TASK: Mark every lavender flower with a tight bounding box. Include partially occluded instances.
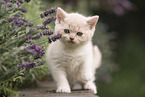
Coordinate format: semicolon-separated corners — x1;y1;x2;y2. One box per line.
26;40;32;44
18;0;24;4
12;18;24;27
13;8;18;12
38;61;44;66
48;33;62;43
43;16;56;25
24;48;37;55
20;7;27;12
28;44;45;59
25;34;32;39
16;14;21;17
32;35;41;40
8;18;14;22
18;62;37;70
6;3;12;8
16;1;20;6
26;23;33;27
51;37;56;42
40;13;45;18
41;30;53;36
21;17;28;22
25;0;31;3
30;27;35;31
36;25;49;29
48;37;52;43
4;0;10;2
40;8;56;18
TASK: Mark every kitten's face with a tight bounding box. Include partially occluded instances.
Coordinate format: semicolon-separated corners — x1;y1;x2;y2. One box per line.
55;8;99;46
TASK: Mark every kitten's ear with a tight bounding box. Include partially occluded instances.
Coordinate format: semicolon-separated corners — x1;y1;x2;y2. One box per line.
87;16;99;29
57;7;67;23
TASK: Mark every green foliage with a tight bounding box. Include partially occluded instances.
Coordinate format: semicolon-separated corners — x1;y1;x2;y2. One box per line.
98;34;145;97
93;24;116;83
21;0;50;83
0;1;25;96
23;0;43;26
0;0;53;96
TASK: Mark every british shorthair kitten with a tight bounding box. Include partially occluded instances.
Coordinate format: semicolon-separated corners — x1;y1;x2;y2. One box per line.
46;7;102;94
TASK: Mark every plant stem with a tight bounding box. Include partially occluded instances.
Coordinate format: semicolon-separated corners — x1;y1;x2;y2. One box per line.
29;17;40;22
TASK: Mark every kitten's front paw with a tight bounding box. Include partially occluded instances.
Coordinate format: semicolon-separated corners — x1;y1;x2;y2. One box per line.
84;82;97;94
56;86;71;93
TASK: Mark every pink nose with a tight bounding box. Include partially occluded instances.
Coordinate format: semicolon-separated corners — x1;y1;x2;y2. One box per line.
70;37;74;41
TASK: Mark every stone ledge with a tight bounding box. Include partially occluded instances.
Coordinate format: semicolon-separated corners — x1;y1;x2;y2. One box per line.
20;79;99;97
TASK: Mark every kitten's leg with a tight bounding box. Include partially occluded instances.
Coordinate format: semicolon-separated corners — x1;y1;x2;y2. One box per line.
84;81;97;94
51;66;71;93
80;58;97;94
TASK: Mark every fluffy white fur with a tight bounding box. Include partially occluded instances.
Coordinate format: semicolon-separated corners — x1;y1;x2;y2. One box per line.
46;7;102;94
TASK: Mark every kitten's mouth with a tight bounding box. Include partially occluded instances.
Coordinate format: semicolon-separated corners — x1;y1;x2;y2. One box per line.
68;41;75;44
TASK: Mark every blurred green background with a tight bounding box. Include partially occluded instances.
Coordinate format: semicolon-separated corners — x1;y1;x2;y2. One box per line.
25;0;145;97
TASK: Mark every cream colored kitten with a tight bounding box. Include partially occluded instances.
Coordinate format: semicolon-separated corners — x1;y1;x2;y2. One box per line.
46;7;101;94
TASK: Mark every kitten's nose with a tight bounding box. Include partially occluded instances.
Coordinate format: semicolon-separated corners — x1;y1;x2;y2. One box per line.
70;37;74;41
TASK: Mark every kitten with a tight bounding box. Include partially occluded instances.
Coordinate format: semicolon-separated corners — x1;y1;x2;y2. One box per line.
46;7;102;94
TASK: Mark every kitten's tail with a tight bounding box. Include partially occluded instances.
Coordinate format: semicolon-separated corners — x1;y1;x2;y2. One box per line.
93;45;102;69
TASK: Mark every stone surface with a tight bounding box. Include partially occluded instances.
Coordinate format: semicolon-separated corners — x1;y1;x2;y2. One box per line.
20;79;99;97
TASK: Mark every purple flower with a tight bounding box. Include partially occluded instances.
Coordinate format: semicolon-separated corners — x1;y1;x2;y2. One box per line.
13;8;18;12
8;18;14;22
51;37;56;42
43;16;56;25
18;62;37;70
4;0;10;2
22;17;28;22
7;3;12;7
25;34;32;39
25;0;31;3
20;7;27;12
47;8;56;15
40;13;45;18
42;30;53;35
12;0;17;2
48;37;52;43
19;0;24;4
44;11;48;16
30;27;35;31
29;44;39;49
25;48;37;55
40;8;56;18
12;18;24;27
36;25;49;29
32;35;41;40
26;40;32;44
56;33;62;39
26;23;33;27
17;14;21;17
48;33;62;43
38;61;44;66
27;44;45;59
16;1;20;6
16;19;20;24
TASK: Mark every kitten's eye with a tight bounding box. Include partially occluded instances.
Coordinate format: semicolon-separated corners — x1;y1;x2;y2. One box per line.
64;29;70;34
77;32;83;36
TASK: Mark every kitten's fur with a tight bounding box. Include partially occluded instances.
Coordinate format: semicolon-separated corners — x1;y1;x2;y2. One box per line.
46;7;101;94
